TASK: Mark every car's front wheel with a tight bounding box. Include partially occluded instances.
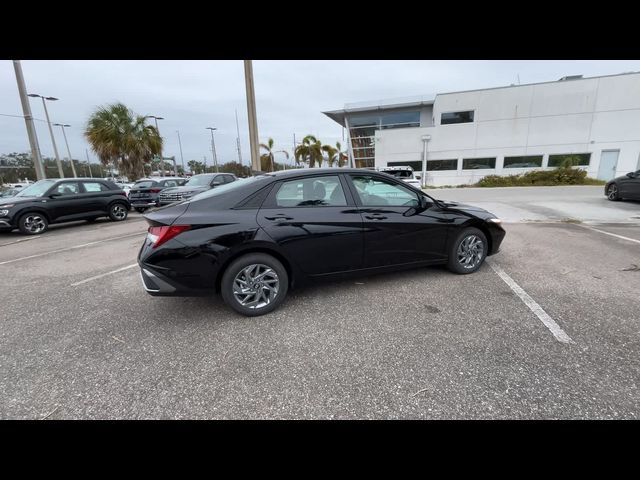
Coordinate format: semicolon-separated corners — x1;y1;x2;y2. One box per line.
447;227;488;274
221;253;288;317
18;212;48;235
607;183;620;201
108;203;128;222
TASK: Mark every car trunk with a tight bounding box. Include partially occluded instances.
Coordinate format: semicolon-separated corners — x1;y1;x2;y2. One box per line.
143;202;191;227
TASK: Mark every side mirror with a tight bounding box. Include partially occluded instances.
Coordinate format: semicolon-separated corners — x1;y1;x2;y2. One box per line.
419;195;430;210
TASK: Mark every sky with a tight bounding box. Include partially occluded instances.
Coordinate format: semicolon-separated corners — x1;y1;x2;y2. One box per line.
2;60;640;170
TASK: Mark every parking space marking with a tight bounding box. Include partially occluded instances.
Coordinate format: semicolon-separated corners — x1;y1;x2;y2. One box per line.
0;235;42;247
70;263;138;286
0;232;143;265
578;225;640;245
486;258;574;344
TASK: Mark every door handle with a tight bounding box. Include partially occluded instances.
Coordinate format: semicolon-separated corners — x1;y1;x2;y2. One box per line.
365;214;387;220
265;215;293;221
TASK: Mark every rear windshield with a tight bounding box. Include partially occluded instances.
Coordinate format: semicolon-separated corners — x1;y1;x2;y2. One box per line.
190;176;268;202
385;170;413;178
134;181;157;188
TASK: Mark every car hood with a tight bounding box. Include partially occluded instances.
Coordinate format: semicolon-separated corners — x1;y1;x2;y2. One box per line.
439;200;493;217
0;196;37;206
161;185;209;194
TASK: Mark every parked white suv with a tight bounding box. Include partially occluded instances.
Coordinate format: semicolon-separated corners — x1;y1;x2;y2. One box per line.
379;166;422;189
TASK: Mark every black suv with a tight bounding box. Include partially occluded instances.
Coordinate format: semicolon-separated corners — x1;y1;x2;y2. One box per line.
0;178;130;235
158;173;237;206
128;177;187;212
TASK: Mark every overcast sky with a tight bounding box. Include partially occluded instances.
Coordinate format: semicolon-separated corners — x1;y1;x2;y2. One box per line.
2;60;640;169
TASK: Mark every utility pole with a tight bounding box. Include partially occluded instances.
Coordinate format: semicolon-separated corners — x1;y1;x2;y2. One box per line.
235;109;243;165
85;149;93;178
176;130;185;175
13;60;45;180
243;60;260;173
54;124;77;177
206;127;219;173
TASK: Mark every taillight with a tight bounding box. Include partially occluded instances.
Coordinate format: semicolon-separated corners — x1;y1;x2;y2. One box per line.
150;188;162;193
147;225;191;248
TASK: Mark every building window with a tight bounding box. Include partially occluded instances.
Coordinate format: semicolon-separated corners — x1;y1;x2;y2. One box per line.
503;155;543;168
441;111;474;125
548;153;591;167
428;159;458;171
380;111;420;129
463;157;496;170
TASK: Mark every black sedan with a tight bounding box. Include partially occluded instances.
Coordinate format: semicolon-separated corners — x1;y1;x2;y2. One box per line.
0;178;130;234
138;169;506;316
605;170;640;201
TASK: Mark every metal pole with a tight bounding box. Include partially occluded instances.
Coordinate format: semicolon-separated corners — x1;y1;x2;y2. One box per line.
85;149;93;178
211;132;219;173
12;61;45;180
235;109;243;165
243;60;260;173
41;97;64;178
58;125;77;177
421;135;431;189
177;130;185;175
344;116;355;168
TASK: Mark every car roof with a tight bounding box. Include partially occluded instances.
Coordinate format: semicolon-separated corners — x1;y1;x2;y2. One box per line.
257;168;388;179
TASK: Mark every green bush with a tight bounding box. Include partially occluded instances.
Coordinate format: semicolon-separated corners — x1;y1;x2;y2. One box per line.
474;166;605;187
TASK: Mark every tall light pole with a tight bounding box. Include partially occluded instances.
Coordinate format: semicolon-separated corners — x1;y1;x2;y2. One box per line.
13;61;45;180
235;109;243;165
421;134;431;189
206;127;219;173
28;93;64;178
85;149;93;178
148;115;164;171
244;60;260;173
53;123;77;178
176;130;185;175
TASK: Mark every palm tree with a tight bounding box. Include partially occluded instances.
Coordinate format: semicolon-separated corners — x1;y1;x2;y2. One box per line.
321;144;338;167
84;102;162;181
260;138;290;172
295;135;324;168
336;141;349;167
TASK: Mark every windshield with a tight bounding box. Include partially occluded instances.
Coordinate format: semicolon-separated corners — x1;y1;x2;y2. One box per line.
190;176;266;201
15;180;56;197
185;175;215;187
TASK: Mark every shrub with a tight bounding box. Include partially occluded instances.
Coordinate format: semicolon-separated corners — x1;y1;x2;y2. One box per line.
474;166;605;187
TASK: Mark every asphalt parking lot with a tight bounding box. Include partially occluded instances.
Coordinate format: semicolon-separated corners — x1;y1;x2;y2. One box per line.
1;186;639;419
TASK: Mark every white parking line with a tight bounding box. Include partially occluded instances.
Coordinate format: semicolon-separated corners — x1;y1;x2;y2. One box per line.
486;258;574;344
578;225;640;245
70;263;138;286
0;235;42;247
0;232;143;265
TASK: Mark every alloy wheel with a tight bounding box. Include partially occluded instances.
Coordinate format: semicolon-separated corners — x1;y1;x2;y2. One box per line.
232;264;280;309
24;215;46;234
112;204;127;220
457;234;484;269
607;184;618;200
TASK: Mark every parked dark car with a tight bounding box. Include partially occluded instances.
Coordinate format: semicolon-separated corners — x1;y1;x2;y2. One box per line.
158;173;237;206
605;170;640;201
0;178;130;235
138;168;505;317
129;177;187;212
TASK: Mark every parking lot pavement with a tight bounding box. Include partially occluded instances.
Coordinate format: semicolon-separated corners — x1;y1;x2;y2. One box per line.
1;208;639;419
432;186;640;224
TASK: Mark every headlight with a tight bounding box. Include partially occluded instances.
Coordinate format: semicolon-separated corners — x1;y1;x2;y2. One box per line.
0;209;9;217
487;217;502;224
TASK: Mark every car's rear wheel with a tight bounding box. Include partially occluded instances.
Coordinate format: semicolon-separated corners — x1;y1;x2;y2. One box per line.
108;203;128;222
221;253;288;317
135;207;147;213
447;227;487;274
18;212;48;235
607;183;620;201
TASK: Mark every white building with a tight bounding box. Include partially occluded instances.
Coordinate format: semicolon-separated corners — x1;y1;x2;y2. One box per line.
323;72;640;186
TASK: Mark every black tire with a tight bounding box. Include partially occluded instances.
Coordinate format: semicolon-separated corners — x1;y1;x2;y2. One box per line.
108;202;128;222
221;253;289;317
447;227;488;274
135;207;147;213
606;183;620;201
18;212;48;235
